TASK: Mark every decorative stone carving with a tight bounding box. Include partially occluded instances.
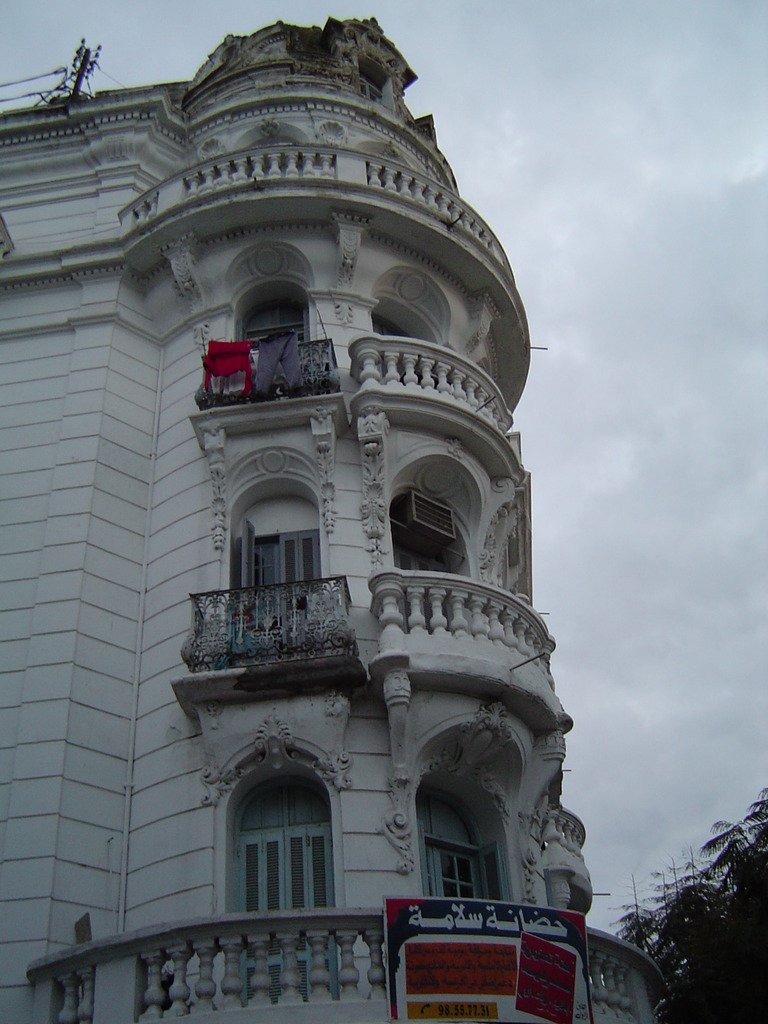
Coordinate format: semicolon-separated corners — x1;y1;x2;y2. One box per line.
253;715;296;771
200;426;227;553
333;212;368;287
333;300;354;325
193;321;211;354
0;214;13;259
324;691;350;720
479;501;518;585
204;702;222;730
380;776;414;874
357;406;389;565
467;290;500;353
383;667;411;781
310;408;337;534
314;750;353;790
316;120;347;145
446;437;463;460
201;761;245;806
518;794;548;903
259;118;280;138
163;235;203;307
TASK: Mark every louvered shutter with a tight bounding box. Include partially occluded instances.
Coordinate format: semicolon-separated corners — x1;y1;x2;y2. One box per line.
280;531;319;583
244;842;259;911
241;521;255;586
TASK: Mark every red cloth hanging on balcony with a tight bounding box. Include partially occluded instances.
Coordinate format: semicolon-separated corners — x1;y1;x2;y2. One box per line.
202;341;253;396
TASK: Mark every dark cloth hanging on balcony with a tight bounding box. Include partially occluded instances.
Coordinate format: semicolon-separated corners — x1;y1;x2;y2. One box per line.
203;341;254;396
253;329;301;395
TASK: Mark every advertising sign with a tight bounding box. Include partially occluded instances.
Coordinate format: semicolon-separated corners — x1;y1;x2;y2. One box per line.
384;897;593;1024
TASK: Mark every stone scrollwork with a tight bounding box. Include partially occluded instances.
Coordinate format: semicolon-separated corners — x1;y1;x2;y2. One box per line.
314;750;353;790
324;691;350;721
333;212;368;287
201;426;227;553
479;501;517;585
467;290;500;353
357;406;389;565
162;235;203;308
310;408;337;534
518;794;548;903
200;762;245;806
380;775;414;874
253;715;296;771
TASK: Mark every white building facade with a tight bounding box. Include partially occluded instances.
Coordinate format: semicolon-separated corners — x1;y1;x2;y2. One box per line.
0;18;661;1023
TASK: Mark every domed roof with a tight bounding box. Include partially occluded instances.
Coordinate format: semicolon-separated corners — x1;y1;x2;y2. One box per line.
184;17;417;113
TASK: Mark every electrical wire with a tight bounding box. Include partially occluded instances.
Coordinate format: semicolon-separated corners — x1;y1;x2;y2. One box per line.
0;67;66;90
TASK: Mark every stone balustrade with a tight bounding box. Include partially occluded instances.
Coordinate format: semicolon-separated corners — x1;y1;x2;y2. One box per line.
365;161;497;255
119;148;508;270
349;335;514;435
368;571;563;733
26;914;660;1024
554;806;587;857
588;929;663;1024
27;909;387;1024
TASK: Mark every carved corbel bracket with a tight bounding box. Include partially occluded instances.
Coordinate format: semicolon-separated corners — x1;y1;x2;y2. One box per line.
310;407;337;534
162;234;204;308
479;500;518;585
380;775;415;874
357;405;390;565
332;212;369;288
200;425;227;553
467;290;501;354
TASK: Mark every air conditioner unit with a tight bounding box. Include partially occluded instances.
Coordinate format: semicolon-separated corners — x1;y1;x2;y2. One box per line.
391;490;456;556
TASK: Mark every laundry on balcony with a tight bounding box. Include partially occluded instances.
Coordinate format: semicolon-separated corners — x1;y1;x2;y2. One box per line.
253;329;301;396
202;340;254;397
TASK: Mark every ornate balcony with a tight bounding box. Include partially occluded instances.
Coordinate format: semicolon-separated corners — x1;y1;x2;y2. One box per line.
349;336;520;479
25;912;661;1024
369;570;571;733
177;578;364;703
194;338;340;410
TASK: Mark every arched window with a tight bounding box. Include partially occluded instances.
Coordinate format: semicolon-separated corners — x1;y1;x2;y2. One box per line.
237;782;333;912
243;301;307;343
233;496;321;589
371;313;411;338
390;490;466;574
417;792;507;901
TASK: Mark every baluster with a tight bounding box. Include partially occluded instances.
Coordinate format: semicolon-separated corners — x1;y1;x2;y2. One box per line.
436;192;450;215
447;588;470;638
192;940;218;1012
220;937;244;1009
366;163;379;186
376;580;405;653
58;972;79;1024
383;350;401;385
319;153;335;176
402;353;419;388
336;930;360;1001
197;167;213;194
264;152;280;177
468;593;489;641
406;585;427;633
434;361;452;395
246;934;271;1006
422;184;437;210
603;957;622;1013
77;966;94;1024
305;930;331;1002
166;944;191;1016
464;376;479;409
231;156;249;183
450;367;466;402
500;607;516;647
184;173;199;197
276;932;302;1003
363;928;387;1000
381;166;397;191
426;586;448;636
616;962;633;1018
487;601;505;645
512;616;528;653
476;386;493;419
395;173;409;195
141;950;166;1020
285;152;299;177
417;356;436;391
252;154;266;180
524;627;538;655
589;951;607;1009
357;344;383;385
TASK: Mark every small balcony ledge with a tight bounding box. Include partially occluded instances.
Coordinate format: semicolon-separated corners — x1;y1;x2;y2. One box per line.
176;577;365;708
369;569;571;733
349;335;520;479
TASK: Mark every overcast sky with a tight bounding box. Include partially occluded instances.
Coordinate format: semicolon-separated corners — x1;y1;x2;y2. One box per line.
2;0;766;932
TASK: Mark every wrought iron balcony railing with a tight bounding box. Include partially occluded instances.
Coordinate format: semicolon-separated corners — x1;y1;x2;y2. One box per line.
194;337;340;410
181;577;357;674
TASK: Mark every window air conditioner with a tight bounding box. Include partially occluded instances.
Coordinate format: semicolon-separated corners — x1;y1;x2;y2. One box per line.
391;490;456;556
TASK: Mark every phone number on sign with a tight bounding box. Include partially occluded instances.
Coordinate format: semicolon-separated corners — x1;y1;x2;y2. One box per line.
407;1002;499;1019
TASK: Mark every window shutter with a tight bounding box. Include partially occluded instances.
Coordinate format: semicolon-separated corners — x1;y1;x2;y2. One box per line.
311;833;329;907
265;838;282;911
290;834;306;908
242;522;255;587
480;842;509;901
282;535;298;583
244;842;259;911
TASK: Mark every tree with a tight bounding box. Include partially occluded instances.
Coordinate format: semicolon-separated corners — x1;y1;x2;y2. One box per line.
617;789;768;1023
